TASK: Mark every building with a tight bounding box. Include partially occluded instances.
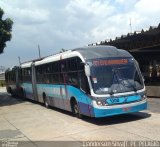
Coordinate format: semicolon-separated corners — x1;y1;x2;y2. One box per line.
90;23;160;97
0;72;5;87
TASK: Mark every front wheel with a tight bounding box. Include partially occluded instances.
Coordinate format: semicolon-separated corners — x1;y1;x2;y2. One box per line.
73;101;82;118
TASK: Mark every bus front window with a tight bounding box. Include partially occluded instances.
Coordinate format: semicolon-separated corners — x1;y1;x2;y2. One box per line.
90;58;144;95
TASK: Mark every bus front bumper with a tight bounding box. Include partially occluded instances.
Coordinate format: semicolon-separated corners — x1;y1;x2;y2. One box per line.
91;99;147;118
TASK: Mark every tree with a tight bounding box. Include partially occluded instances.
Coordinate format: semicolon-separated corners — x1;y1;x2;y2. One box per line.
0;7;13;54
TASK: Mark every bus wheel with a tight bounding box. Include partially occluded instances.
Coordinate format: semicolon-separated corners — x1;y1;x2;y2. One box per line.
10;89;15;98
73;101;82;118
43;94;49;108
7;87;11;93
10;89;14;97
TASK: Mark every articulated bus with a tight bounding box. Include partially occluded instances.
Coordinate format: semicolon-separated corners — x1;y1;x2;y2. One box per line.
5;46;147;118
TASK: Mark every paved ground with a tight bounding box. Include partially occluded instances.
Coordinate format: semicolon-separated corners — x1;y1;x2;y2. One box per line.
147;97;160;113
0;87;160;147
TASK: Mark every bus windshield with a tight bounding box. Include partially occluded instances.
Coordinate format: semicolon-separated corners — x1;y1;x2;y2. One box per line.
89;58;144;95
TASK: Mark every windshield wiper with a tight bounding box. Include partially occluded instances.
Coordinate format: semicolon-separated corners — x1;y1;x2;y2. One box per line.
112;67;138;92
125;79;137;92
110;68;121;96
127;69;142;92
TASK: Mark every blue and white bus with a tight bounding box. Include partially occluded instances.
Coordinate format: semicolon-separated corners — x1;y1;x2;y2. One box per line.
6;46;147;118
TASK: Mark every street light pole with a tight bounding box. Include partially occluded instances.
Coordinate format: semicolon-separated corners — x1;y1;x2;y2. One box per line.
38;45;41;58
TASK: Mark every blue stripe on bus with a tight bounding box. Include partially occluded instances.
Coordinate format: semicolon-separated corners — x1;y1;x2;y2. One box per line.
21;83;34;99
37;84;63;98
21;83;92;116
127;95;141;102
36;84;91;104
21;83;146;118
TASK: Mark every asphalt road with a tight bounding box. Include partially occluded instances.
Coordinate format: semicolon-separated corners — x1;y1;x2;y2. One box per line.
0;87;160;147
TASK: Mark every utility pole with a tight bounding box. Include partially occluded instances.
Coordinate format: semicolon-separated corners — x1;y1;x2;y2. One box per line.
38;45;41;58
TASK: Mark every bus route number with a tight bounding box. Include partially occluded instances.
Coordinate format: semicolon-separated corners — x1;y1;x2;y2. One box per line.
110;98;119;104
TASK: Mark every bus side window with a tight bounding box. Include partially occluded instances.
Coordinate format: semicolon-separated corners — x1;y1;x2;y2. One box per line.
77;57;84;70
67;73;79;87
68;58;77;71
61;60;67;72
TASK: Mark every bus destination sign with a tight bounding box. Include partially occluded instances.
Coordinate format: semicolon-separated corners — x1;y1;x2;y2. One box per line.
93;59;128;66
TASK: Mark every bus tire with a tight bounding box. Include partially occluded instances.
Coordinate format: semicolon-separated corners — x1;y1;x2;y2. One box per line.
71;99;82;118
7;87;11;93
43;93;49;108
10;88;16;98
10;89;14;97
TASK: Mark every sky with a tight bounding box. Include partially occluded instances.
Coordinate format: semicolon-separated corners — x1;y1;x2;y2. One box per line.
0;0;160;68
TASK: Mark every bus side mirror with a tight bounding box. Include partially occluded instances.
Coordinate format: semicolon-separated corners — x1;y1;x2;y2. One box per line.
85;64;90;77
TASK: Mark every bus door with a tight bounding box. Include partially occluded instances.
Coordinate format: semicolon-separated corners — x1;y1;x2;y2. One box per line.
31;63;38;101
63;74;70;110
59;73;68;110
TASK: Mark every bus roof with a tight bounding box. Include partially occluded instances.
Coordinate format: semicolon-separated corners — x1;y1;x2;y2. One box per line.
21;62;32;68
21;46;133;67
73;46;132;60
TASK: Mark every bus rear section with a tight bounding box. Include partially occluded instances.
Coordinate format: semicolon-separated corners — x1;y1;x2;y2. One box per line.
5;67;20;96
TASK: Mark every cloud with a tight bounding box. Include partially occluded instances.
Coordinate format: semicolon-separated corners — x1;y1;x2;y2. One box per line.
0;0;160;68
0;1;50;25
135;0;160;15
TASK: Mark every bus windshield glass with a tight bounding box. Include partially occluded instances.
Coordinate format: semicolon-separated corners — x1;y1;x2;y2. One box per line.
89;57;144;95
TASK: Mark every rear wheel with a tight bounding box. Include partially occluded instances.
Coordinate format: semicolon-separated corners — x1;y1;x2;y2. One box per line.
7;87;11;93
43;94;49;108
10;89;16;98
10;89;15;97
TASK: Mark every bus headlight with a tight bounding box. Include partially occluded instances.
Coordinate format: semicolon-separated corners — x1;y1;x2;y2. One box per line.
96;100;108;106
142;94;147;100
97;101;102;106
140;94;147;101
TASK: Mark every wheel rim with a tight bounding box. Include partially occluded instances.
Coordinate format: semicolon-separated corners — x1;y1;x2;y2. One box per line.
74;104;78;114
74;102;82;118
